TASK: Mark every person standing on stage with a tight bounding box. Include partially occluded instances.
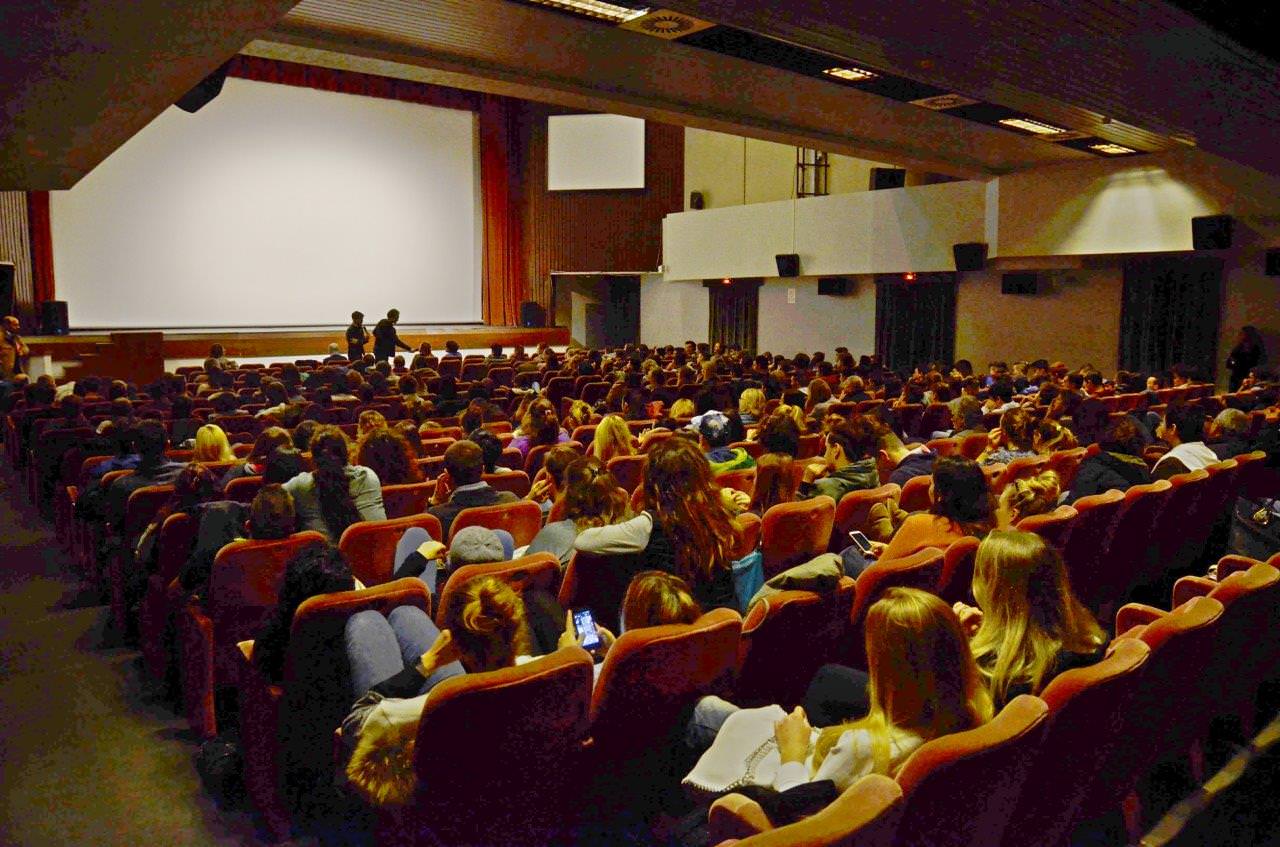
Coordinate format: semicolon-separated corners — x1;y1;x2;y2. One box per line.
373;308;412;361
1;315;29;378
346;311;371;361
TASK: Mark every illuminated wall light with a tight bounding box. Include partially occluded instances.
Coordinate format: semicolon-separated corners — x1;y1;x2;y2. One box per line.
823;66;879;82
1089;143;1138;155
523;0;650;23
904;272;916;281
997;117;1070;136
722;277;731;284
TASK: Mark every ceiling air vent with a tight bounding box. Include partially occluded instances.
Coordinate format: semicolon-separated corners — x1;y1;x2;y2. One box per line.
910;93;979;110
620;9;715;39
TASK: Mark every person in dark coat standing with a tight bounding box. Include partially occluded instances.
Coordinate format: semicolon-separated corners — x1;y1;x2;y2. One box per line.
1226;326;1265;392
373;309;412;361
346;311;370;361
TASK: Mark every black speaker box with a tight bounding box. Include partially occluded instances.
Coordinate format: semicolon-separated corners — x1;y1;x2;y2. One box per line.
1192;215;1234;250
775;253;801;277
40;300;69;335
869;167;907;190
0;263;13;317
176;61;231;113
817;277;852;296
953;242;987;272
519;300;546;328
1001;272;1039;295
689;191;705;210
1266;248;1280;276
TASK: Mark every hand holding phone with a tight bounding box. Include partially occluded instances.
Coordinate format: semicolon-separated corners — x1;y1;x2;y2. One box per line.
848;530;873;555
573;609;602;651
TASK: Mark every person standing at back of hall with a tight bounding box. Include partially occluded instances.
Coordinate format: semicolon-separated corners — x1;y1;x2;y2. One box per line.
347;311;370;361
373;308;412;361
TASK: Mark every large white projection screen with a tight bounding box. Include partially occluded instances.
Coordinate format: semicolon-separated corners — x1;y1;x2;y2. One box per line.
51;77;481;328
547;114;646;191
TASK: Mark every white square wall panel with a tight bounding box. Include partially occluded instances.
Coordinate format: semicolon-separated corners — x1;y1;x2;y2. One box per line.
547;114;646;191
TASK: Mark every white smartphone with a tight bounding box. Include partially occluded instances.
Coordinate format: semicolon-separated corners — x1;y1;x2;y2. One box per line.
572;608;601;651
848;530;873;554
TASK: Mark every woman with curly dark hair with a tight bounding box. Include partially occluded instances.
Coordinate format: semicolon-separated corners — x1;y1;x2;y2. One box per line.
356;427;424;486
283;426;385;541
252;542;356;683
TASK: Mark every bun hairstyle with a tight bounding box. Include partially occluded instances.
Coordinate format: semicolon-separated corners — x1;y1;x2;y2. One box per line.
999;470;1062;522
561;458;630;529
309;426;361;538
441;576;532;672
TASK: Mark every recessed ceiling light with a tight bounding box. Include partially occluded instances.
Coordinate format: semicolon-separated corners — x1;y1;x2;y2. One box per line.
522;0;650;23
911;93;979;110
998;117;1070;136
823;66;879;83
1089;143;1138;155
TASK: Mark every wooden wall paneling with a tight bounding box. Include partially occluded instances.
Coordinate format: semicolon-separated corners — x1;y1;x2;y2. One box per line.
0;192;36;325
516;103;683;310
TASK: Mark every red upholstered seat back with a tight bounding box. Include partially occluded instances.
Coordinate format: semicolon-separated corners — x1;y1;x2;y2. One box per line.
448;499;543;547
207;532;329;640
898;474;933;512
337;513;443;588
558;549;649;634
1059;489;1125;611
938;536;981;605
1015;504;1077;550
224;474;264;504
607;454;647;493
435;553;561;628
717;773;905;847
761;496;836;578
380;481;434;518
894;695;1050;847
830;483;901;552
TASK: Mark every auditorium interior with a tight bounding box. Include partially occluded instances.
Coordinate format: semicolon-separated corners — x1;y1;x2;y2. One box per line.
3;1;1280;845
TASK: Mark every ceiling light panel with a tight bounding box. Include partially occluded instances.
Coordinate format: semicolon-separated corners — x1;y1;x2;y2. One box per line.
1089;143;1139;155
522;0;650;23
997;117;1070;136
620;10;715;39
823;66;879;82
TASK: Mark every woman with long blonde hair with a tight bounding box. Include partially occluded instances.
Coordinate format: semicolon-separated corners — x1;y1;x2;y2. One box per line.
956;530;1105;708
994;469;1062;528
684;588;991;796
591;414;634;464
738;388;766;426
575;437;739;610
193;424;235;462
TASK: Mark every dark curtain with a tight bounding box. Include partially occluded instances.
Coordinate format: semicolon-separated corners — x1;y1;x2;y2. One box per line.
875;273;956;371
603;276;640;346
1120;256;1223;375
707;280;761;351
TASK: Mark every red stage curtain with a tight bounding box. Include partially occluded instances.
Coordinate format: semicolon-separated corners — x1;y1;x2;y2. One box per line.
479;94;525;326
26;191;55;307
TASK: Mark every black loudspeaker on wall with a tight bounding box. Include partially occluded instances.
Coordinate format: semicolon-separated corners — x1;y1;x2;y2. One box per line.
952;242;987;272
1192;215;1234;250
1266;248;1280;277
775;253;801;278
0;263;14;317
689;191;706;210
176;61;231;113
817;277;852;296
519;300;546;328
40;301;69;335
869;167;907;191
1001;273;1040;296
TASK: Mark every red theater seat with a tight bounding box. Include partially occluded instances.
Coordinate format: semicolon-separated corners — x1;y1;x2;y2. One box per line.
338;513;443;588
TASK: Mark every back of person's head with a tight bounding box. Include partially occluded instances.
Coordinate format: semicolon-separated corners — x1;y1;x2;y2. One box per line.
440;576;531;673
467;428;503;473
250;427;293;463
1163;402;1206;443
1097;416;1143;456
999;407;1035;451
1034;419;1077;454
592;414;633;463
542;444;580;489
459;400;487;434
642;437;737;585
1212;407;1250;441
998;470;1062;524
751;451;798;513
561;458;629;529
357;427;422;485
263;447;305;485
60;393;84;419
263;381;289;406
136;419;169;467
358;410;387;435
807;378;832;407
814;587;990;774
930;456;994;534
970;530;1103;704
194;424;234;462
738;388;766;419
170;394;194;420
669;398;696;419
292;419;319;452
309;426;360;537
249;484;296;540
1070;398;1110;448
621;570;703;632
757;412;800;457
527;401;562;447
272;542;354;636
694;410;733;449
990;380;1015;403
443;439;484;486
950;395;983;431
826;417;878;462
164;463;220;520
448;526;508;567
387;308;400;321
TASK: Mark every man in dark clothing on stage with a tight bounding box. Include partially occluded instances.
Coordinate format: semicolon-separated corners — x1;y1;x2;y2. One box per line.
346;311;370;360
372;308;412;361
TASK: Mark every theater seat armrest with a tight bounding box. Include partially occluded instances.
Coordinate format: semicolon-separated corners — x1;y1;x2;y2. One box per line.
1115;603;1165;635
237;640;254;663
1172;576;1218;607
709;793;774;844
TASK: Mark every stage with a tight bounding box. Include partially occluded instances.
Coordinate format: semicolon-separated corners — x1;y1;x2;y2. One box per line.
23;324;570;380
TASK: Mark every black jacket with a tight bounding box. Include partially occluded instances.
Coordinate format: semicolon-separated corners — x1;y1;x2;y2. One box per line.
1067;451;1151;503
372;320;411;360
346;323;369;360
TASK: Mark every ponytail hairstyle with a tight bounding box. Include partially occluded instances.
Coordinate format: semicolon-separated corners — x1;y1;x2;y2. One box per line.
561;458;631;530
750;452;798;513
813;588;991;776
309;426;361;538
998;470;1062;524
642;438;739;586
998;407;1035;451
969;530;1104;707
440;576;532;672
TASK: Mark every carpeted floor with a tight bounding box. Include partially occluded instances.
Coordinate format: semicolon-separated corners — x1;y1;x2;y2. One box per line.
0;468;291;846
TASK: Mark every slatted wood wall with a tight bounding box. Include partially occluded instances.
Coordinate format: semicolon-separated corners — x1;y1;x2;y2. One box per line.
0;192;35;324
